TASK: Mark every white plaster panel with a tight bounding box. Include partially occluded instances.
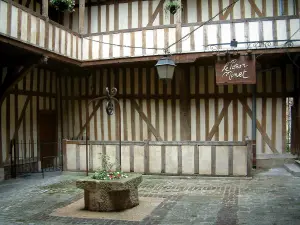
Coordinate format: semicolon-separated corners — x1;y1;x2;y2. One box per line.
102;35;109;58
187;0;197;23
39;20;45;48
131;1;138;28
20;11;28;41
48;25;53;51
263;21;273;41
233;146;247;176
66;33;71;57
156;29;165;55
119;3;128;30
290;19;300;46
181;27;190;53
199;146;211;175
248;22;259;42
54;27;59;53
100;5;106;32
121;146;130;172
10;6;18;38
182;146;194;174
149;146;162;173
220;24;231;50
123;33;131;57
109;4;114;31
207;25;218;45
134;146;145;173
235;23;246;48
91;6;98;33
0;1;8;34
134;31;142;56
113;33;120;58
91;36;99;59
146;30;154;55
82;38;89;60
142;1;148;27
61;30;66;55
194;27;204;51
168;28;176;53
30;16;38;45
72;35;77;58
200;99;206;141
201;0;209;21
106;145;117;171
66;144;77;170
79;145;88;170
233;0;241;19
165;146;178;174
215;146;229;175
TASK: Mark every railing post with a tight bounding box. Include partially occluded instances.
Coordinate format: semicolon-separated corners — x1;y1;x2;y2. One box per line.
42;0;48;18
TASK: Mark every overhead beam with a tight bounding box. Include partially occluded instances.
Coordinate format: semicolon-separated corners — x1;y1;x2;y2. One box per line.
79;0;85;34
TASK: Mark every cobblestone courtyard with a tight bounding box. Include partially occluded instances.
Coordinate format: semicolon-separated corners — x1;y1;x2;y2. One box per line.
0;169;300;225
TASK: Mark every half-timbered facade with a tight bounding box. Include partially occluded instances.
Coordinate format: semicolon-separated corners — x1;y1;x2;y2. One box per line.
0;0;300;178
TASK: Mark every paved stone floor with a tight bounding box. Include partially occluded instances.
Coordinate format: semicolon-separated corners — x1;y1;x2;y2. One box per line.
0;169;300;225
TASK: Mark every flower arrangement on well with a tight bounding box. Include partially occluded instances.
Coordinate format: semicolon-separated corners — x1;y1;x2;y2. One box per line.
91;153;128;180
92;170;128;180
50;0;75;12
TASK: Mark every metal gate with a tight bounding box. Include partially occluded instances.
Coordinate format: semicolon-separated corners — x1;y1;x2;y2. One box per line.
6;139;63;179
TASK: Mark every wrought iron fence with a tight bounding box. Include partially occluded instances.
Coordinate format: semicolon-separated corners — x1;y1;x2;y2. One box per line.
6;140;63;179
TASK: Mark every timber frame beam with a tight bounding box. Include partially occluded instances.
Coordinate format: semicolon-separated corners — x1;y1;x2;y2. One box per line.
1;34;300;68
0;56;46;105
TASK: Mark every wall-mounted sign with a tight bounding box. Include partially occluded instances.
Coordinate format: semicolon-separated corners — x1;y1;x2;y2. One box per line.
215;56;256;85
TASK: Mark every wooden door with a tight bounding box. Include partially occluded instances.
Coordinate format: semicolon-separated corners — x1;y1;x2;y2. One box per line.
38;111;57;169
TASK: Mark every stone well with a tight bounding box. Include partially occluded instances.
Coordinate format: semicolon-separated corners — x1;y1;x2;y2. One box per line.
76;174;142;212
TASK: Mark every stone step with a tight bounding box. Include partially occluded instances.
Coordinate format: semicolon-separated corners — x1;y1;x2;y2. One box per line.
284;163;300;177
295;160;300;166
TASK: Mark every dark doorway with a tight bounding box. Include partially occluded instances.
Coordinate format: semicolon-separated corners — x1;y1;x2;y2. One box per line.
38;110;57;169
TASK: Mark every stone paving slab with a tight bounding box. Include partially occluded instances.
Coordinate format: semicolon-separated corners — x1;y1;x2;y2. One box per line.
0;169;300;224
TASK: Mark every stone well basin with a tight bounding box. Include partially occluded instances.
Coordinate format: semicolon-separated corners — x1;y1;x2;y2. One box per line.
76;174;142;212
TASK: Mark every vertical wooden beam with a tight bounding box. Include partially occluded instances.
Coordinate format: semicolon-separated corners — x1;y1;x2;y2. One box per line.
42;0;48;17
178;66;191;140
79;0;85;34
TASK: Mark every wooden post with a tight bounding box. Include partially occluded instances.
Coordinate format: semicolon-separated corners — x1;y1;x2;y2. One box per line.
42;0;48;17
252;83;257;168
178;65;191;140
79;0;85;34
246;140;253;177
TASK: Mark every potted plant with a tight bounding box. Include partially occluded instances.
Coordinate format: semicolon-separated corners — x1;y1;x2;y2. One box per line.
164;0;182;15
50;0;75;12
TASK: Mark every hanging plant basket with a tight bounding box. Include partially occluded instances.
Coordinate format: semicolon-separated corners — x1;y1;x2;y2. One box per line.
164;0;182;15
50;0;75;13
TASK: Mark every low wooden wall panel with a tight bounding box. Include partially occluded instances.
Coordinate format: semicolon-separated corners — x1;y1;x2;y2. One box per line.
64;140;251;176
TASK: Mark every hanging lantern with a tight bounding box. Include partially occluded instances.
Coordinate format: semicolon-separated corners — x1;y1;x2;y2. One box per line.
155;57;176;80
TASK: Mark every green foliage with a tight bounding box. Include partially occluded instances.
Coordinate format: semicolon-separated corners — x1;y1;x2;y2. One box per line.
50;0;75;12
91;153;128;180
164;0;182;15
